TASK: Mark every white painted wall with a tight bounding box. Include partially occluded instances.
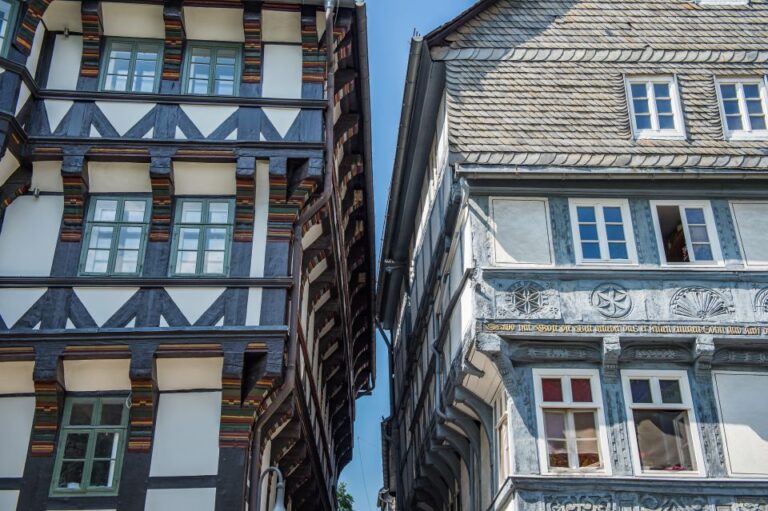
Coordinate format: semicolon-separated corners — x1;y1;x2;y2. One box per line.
150;392;221;476
180;105;237;138
0;196;63;277
731;202;768;266
47;35;83;91
73;287;139;326
32;161;64;192
262;44;302;100
95;102;155;136
0;288;47;328
26;24;46;77
714;371;768;476
164;287;226;324
0;397;35;478
145;488;216;511
0;490;19;511
173;163;236;196
63;359;131;392
245;161;270;326
101;3;165;39
262;9;301;42
156;357;223;391
0;361;34;394
15;82;31;115
88;162;152;193
183;7;244;42
42;1;83;32
0;150;19;187
491;198;553;265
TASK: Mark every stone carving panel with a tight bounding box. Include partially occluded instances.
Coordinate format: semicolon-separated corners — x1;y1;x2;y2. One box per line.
495;281;561;320
670;287;733;321
591;283;633;319
638;496;708;511
547;496;613;511
754;288;768;318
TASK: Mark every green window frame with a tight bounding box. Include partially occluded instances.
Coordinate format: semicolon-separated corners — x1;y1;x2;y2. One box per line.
79;196;151;276
182;42;241;96
0;0;18;57
50;397;129;497
170;198;234;276
99;38;164;93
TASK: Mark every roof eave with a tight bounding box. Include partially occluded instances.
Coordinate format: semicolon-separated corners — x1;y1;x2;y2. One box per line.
424;0;498;46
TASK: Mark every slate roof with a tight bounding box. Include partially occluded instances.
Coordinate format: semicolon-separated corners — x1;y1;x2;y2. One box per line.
433;0;768;169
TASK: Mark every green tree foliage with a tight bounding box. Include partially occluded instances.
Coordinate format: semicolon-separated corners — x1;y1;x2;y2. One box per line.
337;482;354;511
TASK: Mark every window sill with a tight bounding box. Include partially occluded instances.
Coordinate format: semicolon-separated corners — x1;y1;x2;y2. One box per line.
634;132;687;141
725;131;768;141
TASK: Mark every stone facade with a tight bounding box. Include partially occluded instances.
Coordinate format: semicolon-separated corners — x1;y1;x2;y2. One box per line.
378;1;768;510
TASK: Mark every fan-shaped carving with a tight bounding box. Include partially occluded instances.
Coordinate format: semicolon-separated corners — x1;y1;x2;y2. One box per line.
670;287;732;320
754;288;768;315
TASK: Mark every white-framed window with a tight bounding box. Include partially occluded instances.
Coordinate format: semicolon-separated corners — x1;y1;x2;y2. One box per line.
626;76;686;139
493;388;511;483
712;371;768;478
621;370;705;476
716;78;768;140
491;197;554;267
650;200;722;265
569;199;637;264
729;201;768;267
532;369;611;475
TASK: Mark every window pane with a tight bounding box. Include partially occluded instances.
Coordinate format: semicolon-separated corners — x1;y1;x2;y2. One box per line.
688;225;709;243
100;403;124;426
118;226;142;250
581;242;601;260
90;460;114;488
58;461;84;489
544;411;568;468
176;250;198;274
656;99;672;114
743;84;760;99
206;228;226;251
576;440;601;468
123;201;147;222
720;84;738;99
723;100;740;115
633;99;650;114
635;113;652;130
726;114;744;131
89;226;114;249
746;99;764;115
633;410;695;471
653;82;670;98
684;208;706;225
70;403;94;425
605;224;625;242
208;202;230;224
608;242;629;260
576;206;596;223
749;115;767;131
571;379;592;402
542;378;563;402
64;433;89;458
630;83;647;99
603;207;622;223
94;200;118;222
659;380;683;404
179;228;200;250
630;379;652;403
573;411;597;439
85;249;110;273
658;115;675;130
579;224;599;241
203;250;225;274
692;244;714;261
94;432;118;458
181;202;203;223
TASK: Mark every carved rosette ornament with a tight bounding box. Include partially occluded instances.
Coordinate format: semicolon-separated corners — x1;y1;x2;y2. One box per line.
495;281;560;319
546;496;612;511
591;283;632;319
670;287;733;320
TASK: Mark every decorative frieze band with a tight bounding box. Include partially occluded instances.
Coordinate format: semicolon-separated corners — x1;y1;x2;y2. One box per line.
80;1;102;79
162;2;185;82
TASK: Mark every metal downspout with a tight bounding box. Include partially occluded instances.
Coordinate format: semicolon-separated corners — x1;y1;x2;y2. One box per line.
248;2;337;509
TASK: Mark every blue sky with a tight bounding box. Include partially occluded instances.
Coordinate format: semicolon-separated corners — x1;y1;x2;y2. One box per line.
338;0;475;509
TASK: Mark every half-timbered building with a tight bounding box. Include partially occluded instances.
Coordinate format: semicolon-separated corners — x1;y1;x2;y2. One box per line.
0;0;374;510
378;1;768;510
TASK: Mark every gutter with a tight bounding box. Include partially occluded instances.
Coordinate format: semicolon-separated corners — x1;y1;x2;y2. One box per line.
248;2;337;509
355;0;377;392
376;36;424;326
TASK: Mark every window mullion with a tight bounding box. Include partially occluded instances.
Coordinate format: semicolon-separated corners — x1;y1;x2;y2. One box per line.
648;81;660;131
198;223;208;275
209;49;216;95
678;206;696;262
596;206;609;261
737;83;752;133
127;42;138;92
565;411;578;469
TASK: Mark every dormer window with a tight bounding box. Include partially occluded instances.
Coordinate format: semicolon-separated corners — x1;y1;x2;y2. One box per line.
626;77;686;140
716;78;768;140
